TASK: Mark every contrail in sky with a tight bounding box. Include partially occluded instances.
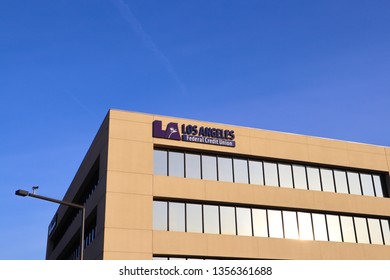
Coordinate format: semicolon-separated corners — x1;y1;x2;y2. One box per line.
111;0;187;95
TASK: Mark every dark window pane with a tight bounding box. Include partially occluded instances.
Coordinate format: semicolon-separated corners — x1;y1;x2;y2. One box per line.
218;157;233;182
264;162;279;187
185;153;201;179
153;201;167;230
233;159;249;184
169;151;184;177
279;164;293;188
154;150;167;176
202;155;217;181
249;160;263;185
293;165;307;190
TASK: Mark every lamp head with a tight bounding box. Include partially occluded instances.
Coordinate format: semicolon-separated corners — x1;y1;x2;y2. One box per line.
15;189;29;197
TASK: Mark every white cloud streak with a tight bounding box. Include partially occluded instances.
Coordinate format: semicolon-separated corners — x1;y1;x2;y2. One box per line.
111;0;187;95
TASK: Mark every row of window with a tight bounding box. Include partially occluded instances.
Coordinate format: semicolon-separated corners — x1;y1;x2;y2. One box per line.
154;149;386;197
153;201;390;245
68;224;97;260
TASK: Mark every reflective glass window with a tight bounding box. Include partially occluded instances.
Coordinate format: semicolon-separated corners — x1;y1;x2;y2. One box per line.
293;165;307;190
268;210;283;238
252;209;268;237
169;151;184;177
185;153;201;179
202;155;217;181
367;218;383;245
307;167;321;191
186;203;202;233
283;211;299;239
354;217;369;244
154;150;167;176
153;201;167;230
373;175;384;197
236;207;252;236
203;205;219;234
312;213;328;241
361;174;375;197
326;214;342;242
279;164;293;188
220;206;236;235
169;202;185;232
381;220;390;245
334;170;348;194
264;162;279;187
218;157;233;182
233;159;249;184
320;168;335;192
248;160;263;185
298;212;313;240
340;216;356;243
347;172;361;195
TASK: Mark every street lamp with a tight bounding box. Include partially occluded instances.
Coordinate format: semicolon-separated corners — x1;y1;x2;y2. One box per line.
15;187;86;260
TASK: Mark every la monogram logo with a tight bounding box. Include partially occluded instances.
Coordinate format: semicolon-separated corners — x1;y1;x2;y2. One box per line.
152;120;181;140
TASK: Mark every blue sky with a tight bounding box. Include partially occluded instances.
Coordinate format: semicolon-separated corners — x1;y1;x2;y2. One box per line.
1;0;390;259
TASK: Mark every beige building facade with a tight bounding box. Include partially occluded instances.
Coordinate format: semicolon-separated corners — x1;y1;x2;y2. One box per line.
46;109;390;260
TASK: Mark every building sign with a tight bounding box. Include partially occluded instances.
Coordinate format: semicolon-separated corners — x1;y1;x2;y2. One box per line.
153;120;236;147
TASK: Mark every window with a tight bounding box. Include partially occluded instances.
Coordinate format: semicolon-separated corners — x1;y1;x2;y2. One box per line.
264;162;278;187
236;207;252;236
186;203;202;233
218;157;233;182
307;167;321;191
220;206;236;235
340;216;356;243
203;205;219;234
268;210;283;238
361;174;375;197
185;153;201;179
249;160;263;185
367;218;383;245
312;213;328;241
153;201;167;230
154;150;167;176
279;164;293;188
169;202;185;232
283;211;299;239
320;168;334;192
334;170;348;194
202;155;217;181
354;217;369;244
293;165;307;190
233;159;249;184
347;172;361;195
326;214;342;242
373;175;384;197
381;220;390;245
252;209;268;237
298;212;313;240
169;151;184;177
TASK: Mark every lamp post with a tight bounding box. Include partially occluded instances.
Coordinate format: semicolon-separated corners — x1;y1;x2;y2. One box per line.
15;188;85;260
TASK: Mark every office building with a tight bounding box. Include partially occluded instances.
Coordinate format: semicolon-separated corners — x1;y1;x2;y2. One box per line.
46;109;390;259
